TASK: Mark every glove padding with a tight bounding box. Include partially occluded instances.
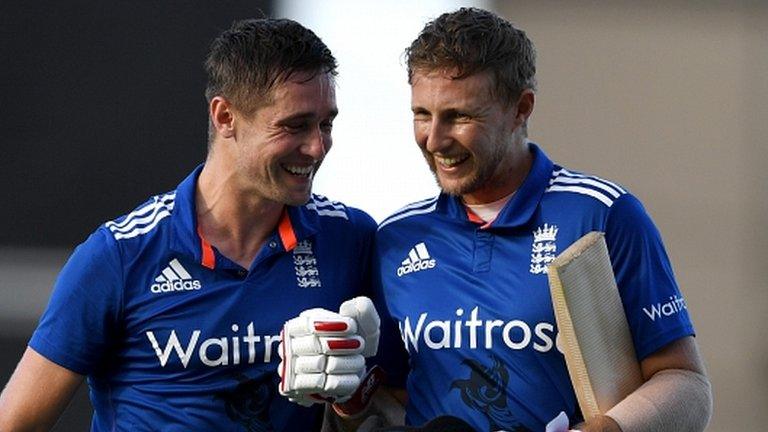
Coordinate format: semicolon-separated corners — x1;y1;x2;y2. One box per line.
278;296;380;406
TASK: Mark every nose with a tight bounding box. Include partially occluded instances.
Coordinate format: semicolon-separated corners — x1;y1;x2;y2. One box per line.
302;125;330;160
423;119;451;153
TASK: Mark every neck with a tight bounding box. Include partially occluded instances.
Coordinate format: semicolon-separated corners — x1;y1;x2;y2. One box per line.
464;192;514;222
196;156;283;269
462;139;533;205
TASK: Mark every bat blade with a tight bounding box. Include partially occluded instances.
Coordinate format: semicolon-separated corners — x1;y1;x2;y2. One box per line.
547;232;643;419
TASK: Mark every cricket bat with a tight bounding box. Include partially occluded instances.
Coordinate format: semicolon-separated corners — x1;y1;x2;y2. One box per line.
547;232;643;419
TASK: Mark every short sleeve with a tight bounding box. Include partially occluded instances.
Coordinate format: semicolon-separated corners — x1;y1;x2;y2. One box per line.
29;227;123;375
605;194;695;360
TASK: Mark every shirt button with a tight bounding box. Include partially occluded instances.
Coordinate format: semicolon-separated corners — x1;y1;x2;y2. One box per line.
268;240;277;248
237;270;247;277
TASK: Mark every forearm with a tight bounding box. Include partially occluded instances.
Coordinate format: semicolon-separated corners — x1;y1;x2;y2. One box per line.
0;347;84;432
577;368;712;432
605;368;712;432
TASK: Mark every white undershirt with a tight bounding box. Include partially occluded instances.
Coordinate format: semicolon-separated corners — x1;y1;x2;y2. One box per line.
463;192;514;223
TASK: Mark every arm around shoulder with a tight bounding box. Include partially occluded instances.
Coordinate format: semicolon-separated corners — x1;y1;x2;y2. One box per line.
0;346;84;432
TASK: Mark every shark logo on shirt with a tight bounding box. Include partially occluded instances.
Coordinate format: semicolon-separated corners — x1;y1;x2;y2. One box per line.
217;373;275;432
451;355;531;432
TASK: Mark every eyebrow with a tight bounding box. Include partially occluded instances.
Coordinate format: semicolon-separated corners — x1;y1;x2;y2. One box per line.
278;109;339;124
411;106;486;117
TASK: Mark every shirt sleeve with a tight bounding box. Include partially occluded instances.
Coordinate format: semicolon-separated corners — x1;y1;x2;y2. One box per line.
605;194;695;360
28;227;123;375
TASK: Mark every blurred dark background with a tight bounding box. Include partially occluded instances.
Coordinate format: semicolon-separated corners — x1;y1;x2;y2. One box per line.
0;2;272;429
0;1;272;247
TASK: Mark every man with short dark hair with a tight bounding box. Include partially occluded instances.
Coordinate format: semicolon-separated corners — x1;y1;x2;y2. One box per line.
0;18;376;431
372;7;712;432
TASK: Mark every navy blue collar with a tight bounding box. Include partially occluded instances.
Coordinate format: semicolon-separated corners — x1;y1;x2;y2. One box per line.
168;164;321;270
435;143;554;229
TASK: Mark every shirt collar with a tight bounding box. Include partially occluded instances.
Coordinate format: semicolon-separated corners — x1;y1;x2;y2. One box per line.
169;165;321;269
436;142;554;229
283;203;321;249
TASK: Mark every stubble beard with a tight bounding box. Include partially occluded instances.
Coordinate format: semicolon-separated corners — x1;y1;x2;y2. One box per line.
424;143;507;198
241;165;315;207
277;161;322;206
275;174;315;206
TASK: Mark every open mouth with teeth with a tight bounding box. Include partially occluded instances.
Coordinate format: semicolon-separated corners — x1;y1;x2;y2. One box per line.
435;153;471;168
281;164;314;177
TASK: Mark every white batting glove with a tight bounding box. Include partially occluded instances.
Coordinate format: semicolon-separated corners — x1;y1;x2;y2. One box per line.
277;296;380;406
338;296;380;358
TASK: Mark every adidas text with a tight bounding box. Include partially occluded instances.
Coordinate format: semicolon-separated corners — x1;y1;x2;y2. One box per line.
397;259;436;277
397;242;436;277
150;280;202;294
151;258;202;294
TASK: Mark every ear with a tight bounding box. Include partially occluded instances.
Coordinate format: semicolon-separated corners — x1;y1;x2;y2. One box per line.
209;96;235;139
512;89;535;127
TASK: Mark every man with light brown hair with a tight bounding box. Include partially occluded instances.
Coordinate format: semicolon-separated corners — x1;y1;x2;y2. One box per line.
370;7;712;432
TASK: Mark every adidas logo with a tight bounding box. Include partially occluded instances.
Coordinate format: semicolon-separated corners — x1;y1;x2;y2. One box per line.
150;258;202;294
396;242;436;277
